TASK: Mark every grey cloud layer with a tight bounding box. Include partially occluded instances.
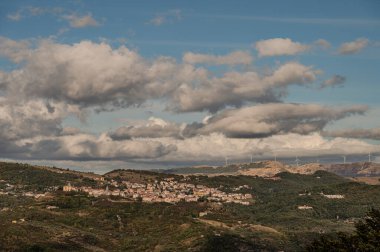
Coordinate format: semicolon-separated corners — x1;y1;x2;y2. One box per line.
200;104;367;138
323;128;380;140
156;133;379;162
15;134;177;161
109;104;367;140
109;117;202;140
110;118;187;140
0;98;176;161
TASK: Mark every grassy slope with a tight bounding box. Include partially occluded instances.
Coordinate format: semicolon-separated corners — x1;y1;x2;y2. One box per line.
0;163;379;251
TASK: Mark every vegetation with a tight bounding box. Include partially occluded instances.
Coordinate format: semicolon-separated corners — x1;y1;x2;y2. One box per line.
105;168;183;183
0;162;379;251
308;208;380;251
0;162;96;190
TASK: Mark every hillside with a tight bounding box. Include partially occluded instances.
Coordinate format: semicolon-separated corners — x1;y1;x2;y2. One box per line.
104;169;181;183
0;162;379;251
163;161;380;179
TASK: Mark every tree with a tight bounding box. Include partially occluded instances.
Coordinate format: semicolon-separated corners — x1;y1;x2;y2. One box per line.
308;208;380;251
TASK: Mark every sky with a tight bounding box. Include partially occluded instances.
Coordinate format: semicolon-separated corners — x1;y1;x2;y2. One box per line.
0;0;380;172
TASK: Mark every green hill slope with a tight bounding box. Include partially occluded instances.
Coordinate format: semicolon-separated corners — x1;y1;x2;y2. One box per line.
0;162;379;251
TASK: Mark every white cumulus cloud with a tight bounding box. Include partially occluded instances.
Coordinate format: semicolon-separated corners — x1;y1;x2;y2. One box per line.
183;51;253;65
338;38;369;55
255;38;310;57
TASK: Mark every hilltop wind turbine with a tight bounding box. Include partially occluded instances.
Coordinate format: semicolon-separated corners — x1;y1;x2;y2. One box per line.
295;156;300;167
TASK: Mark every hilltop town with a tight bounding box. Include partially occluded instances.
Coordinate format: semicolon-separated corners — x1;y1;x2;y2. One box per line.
63;177;253;205
0;161;252;205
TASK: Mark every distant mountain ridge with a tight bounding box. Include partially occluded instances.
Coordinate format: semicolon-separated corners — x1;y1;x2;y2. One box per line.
162;161;380;178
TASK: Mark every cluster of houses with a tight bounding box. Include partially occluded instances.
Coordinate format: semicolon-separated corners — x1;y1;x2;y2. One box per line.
64;178;253;205
298;191;345;199
0;179;60;199
297;192;345;210
231;184;251;191
320;193;345;199
298;205;313;210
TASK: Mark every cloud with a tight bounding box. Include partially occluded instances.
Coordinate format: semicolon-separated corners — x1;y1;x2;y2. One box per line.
198;103;367;138
321;75;346;89
6;6;63;22
148;9;182;26
0;39;196;108
109;103;367;140
6;6;99;29
109;117;203;140
149;16;165;26
0;98;83;141
4;131;379;164
315;39;331;49
26;6;45;16
0;36;376;165
0;38;321;113
183;51;253;65
61;127;82;136
2;133;177;161
63;13;99;28
0;98;372;163
322;128;380;140
156;133;380;162
0;36;31;63
170;61;320;112
0;100;176;162
0;102;176;161
7;12;22;21
338;38;369;55
254;38;310;57
109;117;186;140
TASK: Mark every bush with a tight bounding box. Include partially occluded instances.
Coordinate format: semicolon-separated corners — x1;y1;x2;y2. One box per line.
308;208;380;251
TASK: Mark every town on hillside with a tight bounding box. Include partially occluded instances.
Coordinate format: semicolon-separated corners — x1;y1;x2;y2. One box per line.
63;177;253;205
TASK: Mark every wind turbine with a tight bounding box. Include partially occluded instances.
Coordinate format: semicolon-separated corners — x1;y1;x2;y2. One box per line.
250;154;253;163
342;155;346;164
295;156;300;167
368;152;372;162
